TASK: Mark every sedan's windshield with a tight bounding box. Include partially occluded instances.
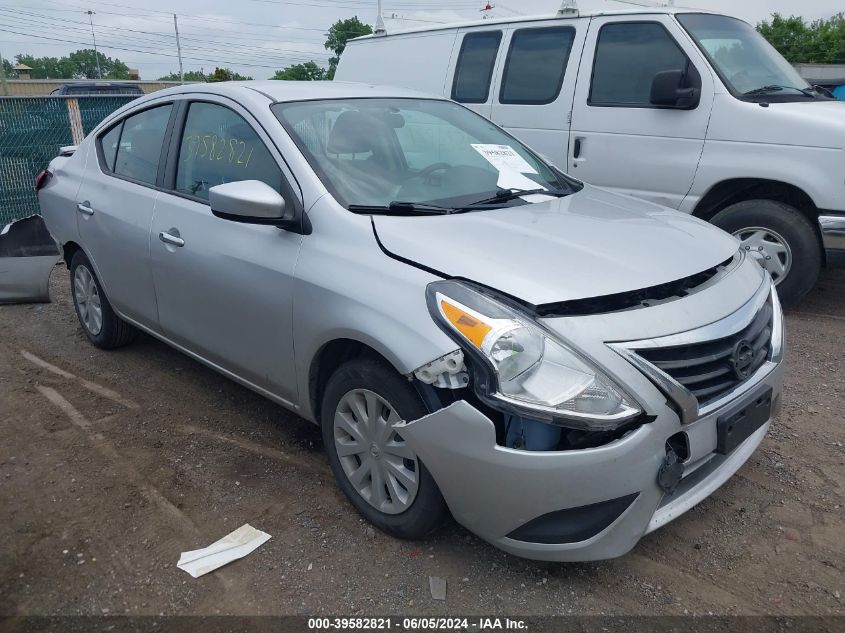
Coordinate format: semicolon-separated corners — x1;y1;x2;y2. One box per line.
272;98;570;210
677;14;811;97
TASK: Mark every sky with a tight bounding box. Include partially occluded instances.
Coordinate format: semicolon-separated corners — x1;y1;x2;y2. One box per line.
0;0;841;80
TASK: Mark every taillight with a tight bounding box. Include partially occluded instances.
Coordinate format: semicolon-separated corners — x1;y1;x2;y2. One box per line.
35;169;51;192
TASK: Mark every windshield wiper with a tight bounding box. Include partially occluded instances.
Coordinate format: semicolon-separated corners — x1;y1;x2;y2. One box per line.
743;85;819;98
465;188;570;208
348;201;454;215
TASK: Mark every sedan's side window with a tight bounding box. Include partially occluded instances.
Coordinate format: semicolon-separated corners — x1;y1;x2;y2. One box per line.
589;22;690;107
175;102;284;202
98;122;122;172
113;104;173;185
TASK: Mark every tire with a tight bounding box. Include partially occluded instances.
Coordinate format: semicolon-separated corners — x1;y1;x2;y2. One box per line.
321;357;447;540
69;250;137;349
710;200;821;307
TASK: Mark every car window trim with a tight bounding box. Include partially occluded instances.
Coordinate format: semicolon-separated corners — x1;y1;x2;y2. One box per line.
587;19;699;110
94;100;177;190
161;97;303;215
498;25;576;106
451;30;504;104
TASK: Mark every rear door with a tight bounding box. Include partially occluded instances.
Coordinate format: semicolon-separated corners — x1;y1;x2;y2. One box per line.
75;100;175;329
149;96;303;404
490;20;587;168
569;14;715;209
447;27;506;119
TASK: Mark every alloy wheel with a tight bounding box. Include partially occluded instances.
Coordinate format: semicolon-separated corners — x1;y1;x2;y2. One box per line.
333;388;419;515
733;226;793;285
73;265;103;336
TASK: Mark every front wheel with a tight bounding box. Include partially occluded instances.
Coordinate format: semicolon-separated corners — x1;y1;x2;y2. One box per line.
710;200;821;307
321;357;447;539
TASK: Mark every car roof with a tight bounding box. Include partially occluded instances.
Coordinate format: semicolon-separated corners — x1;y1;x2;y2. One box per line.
147;80;445;103
348;7;727;40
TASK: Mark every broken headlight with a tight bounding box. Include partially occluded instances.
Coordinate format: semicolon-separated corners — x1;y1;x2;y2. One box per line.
426;280;641;431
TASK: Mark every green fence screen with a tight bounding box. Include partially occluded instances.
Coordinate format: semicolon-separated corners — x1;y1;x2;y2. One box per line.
0;95;137;225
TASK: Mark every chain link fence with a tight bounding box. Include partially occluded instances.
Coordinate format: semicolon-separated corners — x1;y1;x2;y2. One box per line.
0;95;137;225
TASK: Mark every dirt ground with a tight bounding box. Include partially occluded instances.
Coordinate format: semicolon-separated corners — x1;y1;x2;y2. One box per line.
1;266;843;618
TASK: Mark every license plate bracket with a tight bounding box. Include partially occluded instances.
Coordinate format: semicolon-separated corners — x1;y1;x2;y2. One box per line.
715;387;773;455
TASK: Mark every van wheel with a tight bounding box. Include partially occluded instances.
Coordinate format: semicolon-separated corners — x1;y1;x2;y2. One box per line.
321;357;447;540
69;250;137;349
710;200;821;307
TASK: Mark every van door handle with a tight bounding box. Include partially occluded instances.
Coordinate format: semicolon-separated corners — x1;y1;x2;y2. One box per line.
159;231;185;247
76;202;94;216
573;138;583;160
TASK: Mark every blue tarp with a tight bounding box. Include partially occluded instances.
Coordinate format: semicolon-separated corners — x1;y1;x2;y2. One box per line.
833;85;845;101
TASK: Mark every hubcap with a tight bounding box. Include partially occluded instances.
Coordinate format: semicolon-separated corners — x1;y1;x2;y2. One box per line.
733;226;792;285
333;389;419;515
73;265;103;336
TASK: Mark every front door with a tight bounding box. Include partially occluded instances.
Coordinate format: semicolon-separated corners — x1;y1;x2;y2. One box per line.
149;98;303;404
569;15;715;209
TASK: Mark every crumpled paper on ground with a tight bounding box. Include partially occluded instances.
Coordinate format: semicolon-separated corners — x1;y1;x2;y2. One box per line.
177;524;271;578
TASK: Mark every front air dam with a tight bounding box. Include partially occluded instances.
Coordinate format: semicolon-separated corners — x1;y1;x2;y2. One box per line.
394;401;668;562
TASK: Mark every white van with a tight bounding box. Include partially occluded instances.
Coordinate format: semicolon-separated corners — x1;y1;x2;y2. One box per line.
336;7;845;305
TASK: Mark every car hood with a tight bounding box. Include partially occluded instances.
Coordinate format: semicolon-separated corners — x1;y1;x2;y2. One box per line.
372;184;739;306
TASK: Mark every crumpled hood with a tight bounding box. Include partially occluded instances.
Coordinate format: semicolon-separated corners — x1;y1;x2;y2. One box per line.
373;184;739;305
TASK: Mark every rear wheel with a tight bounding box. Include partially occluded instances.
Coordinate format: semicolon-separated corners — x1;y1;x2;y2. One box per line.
69;250;137;349
710;200;821;307
321;357;447;539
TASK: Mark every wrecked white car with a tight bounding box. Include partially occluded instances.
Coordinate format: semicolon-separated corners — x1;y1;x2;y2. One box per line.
38;82;784;561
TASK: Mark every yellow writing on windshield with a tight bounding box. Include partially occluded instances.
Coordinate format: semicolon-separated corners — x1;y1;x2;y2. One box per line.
182;133;254;168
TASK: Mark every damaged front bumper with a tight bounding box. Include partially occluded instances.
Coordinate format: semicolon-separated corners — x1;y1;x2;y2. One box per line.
396;360;783;562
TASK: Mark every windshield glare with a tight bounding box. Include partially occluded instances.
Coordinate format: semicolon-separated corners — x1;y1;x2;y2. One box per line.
677;14;810;95
273;98;564;209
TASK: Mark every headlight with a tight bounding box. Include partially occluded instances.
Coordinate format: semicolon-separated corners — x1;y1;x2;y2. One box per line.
427;280;641;431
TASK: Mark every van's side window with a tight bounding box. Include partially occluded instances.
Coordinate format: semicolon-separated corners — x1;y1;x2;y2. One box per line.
590;22;689;107
500;27;575;105
451;31;502;103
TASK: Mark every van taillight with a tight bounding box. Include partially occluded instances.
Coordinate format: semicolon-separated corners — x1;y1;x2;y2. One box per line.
35;169;51;192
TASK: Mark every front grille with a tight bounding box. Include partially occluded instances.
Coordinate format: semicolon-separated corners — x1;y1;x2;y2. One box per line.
635;298;773;406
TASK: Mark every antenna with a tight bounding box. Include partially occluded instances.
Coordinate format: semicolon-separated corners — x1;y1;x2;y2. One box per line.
557;0;578;16
375;0;386;36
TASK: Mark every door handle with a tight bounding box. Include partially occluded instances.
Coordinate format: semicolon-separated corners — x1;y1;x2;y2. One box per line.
76;202;94;216
573;138;584;160
159;231;185;247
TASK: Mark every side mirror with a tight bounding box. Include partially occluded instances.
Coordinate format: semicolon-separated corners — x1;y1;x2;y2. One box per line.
650;69;701;109
209;180;288;226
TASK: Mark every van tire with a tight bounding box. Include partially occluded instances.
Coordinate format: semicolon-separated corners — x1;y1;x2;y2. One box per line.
69;250;137;349
321;357;447;540
710;200;821;307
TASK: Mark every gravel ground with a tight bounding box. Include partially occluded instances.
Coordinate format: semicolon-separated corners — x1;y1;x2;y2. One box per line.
0;267;843;617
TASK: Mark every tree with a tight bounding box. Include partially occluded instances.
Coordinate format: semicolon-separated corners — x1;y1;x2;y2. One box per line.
325;16;373;78
207;67;252;82
272;61;328;81
158;70;208;82
758;12;845;64
66;49;130;79
14;53;76;79
13;49;129;79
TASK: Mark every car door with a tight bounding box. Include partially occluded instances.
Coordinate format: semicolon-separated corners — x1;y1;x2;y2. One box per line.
569;15;715;209
149;97;303;405
447;27;506;119
76;101;175;329
490;20;587;168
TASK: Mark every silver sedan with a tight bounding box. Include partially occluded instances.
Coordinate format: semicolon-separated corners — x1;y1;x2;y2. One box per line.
38;81;784;561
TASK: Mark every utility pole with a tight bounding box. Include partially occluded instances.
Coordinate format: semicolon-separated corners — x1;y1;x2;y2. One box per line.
86;10;102;79
0;48;8;96
173;14;184;83
375;0;386;35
